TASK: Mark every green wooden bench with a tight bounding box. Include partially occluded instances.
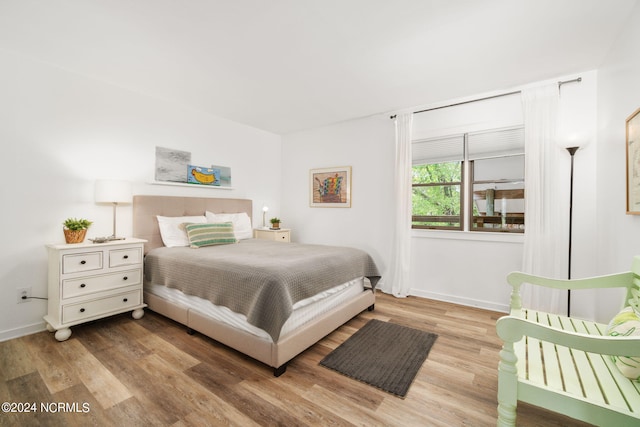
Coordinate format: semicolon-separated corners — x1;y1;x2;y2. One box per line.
496;257;640;426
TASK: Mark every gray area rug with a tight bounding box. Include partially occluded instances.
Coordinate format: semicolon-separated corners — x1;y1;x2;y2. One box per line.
319;319;438;398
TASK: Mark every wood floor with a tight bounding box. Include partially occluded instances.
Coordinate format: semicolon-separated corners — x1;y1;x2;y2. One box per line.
1;292;593;426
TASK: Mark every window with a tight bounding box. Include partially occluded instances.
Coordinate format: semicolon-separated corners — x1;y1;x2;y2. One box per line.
411;126;524;233
412;135;463;229
412;161;462;229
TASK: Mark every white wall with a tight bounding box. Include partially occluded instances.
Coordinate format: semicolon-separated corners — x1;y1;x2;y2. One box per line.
281;115;395;282
0;49;281;340
283;72;599;315
409;232;523;311
595;1;640;322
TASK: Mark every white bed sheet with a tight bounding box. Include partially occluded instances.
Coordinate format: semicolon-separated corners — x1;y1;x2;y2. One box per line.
145;276;366;342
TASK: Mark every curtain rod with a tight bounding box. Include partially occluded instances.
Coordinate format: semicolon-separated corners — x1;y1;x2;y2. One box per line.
389;77;582;119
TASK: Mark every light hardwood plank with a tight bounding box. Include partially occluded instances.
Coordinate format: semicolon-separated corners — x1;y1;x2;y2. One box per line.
0;339;35;382
21;331;80;394
5;371;67;427
55;339;132;409
0;293;595;426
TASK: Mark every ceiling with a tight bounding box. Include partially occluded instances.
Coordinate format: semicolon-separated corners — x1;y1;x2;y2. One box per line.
0;0;637;134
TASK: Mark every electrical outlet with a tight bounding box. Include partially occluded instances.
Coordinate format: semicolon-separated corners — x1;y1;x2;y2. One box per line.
17;287;31;304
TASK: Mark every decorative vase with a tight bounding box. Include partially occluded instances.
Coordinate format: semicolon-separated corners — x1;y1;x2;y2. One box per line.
64;228;87;244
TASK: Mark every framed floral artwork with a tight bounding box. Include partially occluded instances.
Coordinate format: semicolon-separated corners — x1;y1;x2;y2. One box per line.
310;166;351;208
627;107;640;214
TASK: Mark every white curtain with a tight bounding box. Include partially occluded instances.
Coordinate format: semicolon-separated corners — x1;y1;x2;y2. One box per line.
520;84;568;314
383;113;413;297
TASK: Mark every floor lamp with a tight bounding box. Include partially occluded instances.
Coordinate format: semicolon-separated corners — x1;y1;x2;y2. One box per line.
566;146;579;317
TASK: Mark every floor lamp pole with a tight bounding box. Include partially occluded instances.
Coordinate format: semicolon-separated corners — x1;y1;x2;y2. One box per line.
566;146;579;317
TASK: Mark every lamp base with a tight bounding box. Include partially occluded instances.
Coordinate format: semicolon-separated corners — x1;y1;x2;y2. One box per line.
90;236;126;244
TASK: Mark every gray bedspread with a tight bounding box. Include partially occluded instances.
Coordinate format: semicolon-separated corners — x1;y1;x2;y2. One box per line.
144;239;380;341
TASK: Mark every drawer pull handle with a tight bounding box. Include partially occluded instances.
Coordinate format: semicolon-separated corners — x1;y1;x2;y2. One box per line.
123;255;129;259
123;298;128;302
123;276;128;281
80;284;86;288
80;260;86;265
80;308;85;313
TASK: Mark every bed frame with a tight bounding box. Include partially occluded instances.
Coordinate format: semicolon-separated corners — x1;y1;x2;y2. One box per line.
132;195;375;376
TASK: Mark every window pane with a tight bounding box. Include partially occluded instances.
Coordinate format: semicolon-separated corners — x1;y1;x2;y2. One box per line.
412;162;462;229
412;162;461;184
468;127;524;160
412;184;461;229
471;182;524;232
412;135;464;165
474;155;524;181
471;155;524;232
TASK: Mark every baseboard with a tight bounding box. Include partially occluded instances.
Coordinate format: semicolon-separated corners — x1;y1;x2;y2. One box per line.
409;289;510;313
1;290;505;342
0;321;47;342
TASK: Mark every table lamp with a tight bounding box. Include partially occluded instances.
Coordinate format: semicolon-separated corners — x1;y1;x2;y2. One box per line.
262;206;269;229
95;179;132;240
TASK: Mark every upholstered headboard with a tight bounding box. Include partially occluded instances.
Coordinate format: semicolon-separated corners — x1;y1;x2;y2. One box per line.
132;195;253;253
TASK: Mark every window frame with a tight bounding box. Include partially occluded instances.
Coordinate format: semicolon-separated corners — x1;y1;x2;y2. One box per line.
411;127;525;233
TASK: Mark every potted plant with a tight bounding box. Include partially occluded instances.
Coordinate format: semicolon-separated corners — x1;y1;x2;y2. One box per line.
270;217;281;230
63;218;93;244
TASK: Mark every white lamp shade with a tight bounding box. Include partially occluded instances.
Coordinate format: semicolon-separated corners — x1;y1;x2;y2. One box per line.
95;180;132;204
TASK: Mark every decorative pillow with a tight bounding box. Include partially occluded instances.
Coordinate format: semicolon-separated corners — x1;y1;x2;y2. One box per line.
184;222;237;248
205;211;252;240
156;215;207;247
606;306;640;380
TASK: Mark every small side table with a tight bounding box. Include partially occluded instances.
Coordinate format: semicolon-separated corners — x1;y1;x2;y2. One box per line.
253;228;291;243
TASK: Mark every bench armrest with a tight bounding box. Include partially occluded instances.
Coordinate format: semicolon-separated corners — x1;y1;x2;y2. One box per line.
506;271;634;312
496;315;640;356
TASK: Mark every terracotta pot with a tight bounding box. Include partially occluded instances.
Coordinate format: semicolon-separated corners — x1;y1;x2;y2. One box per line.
64;228;87;244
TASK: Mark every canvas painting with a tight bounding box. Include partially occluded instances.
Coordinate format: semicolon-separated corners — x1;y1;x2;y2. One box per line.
155;146;191;182
310;166;351;207
188;165;220;185
627;107;640;214
211;164;232;187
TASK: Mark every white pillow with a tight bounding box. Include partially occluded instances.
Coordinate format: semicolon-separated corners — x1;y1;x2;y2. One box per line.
157;215;207;247
606;306;640;380
205;211;252;240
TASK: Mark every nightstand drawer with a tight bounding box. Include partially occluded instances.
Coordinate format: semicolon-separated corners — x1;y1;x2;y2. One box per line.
273;231;290;242
109;247;142;267
62;269;142;299
253;228;291;242
62;252;103;274
62;289;142;323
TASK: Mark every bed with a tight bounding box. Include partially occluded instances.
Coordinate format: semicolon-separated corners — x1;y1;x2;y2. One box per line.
132;195;379;376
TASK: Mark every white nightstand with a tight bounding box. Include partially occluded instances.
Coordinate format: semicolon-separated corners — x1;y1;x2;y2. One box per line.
253;228;291;242
44;238;147;341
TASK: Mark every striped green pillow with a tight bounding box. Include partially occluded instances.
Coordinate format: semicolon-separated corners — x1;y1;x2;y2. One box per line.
184;222;237;248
